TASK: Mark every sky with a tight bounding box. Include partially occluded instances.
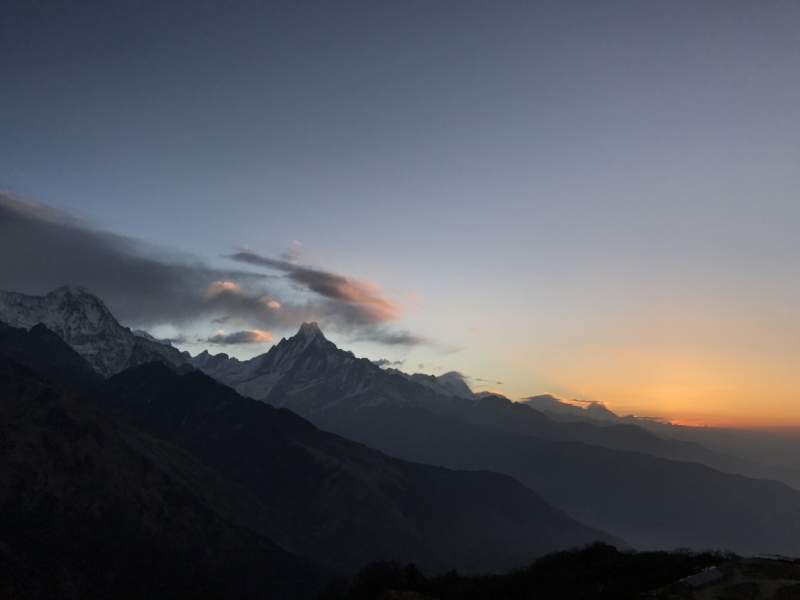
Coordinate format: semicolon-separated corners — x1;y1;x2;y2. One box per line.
1;0;799;426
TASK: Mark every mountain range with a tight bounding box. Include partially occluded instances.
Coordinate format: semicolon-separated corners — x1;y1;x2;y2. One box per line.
88;361;620;574
0;286;187;377
0;287;621;588
189;322;800;555
530;393;800;488
181;318;800;490
3;285;800;571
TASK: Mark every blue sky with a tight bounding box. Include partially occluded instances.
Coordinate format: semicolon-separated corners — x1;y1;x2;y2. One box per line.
2;1;799;424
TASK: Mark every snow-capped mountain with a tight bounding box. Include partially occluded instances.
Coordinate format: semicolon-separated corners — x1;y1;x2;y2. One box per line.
386;369;477;400
522;394;623;423
132;329;174;347
190;322;413;407
185;321;494;426
0;286;188;377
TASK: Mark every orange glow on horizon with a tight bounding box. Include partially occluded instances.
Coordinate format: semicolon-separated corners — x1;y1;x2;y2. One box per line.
503;339;800;430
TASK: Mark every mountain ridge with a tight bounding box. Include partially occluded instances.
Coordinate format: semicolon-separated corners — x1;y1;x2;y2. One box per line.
4;285;800;558
2;284;796;493
191;321;800;488
0;357;328;599
0;286;188;377
88;361;622;574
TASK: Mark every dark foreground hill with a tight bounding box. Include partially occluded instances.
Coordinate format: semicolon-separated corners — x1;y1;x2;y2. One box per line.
89;362;621;574
8;311;800;559
322;543;732;600
321;403;800;556
0;358;329;600
0;321;102;395
224;325;800;555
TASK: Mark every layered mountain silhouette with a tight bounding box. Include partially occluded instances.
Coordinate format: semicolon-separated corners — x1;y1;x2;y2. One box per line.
0;358;327;599
528;393;800;490
519;394;800;490
3;296;793;491
191;323;790;479
4;285;800;562
322;405;800;555
88;362;620;574
190;322;800;556
0;309;619;575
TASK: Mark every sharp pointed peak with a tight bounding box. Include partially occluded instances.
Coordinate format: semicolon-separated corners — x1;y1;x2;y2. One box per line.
47;285;96;299
297;321;324;339
49;284;80;295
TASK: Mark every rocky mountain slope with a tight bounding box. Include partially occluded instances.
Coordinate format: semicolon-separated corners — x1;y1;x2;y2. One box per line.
0;286;187;376
192;324;800;555
89;362;620;574
191;322;800;489
5;286;800;559
0;358;328;599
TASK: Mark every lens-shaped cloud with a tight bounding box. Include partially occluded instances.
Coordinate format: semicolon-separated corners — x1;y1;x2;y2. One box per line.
207;329;273;345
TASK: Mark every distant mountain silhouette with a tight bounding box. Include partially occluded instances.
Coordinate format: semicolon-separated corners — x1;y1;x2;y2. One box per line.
89;362;621;574
0;320;102;394
430;393;800;490
0;358;328;599
4;286;790;486
4;287;800;559
216;324;800;556
520;394;800;490
189;322;800;488
321;403;800;555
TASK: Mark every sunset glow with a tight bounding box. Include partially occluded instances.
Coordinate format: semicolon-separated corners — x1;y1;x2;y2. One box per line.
5;3;800;590
2;1;798;430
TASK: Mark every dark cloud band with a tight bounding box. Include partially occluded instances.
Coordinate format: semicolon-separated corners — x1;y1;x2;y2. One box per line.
0;193;426;347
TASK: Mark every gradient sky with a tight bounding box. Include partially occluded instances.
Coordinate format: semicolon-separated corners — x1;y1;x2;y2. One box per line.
2;1;799;426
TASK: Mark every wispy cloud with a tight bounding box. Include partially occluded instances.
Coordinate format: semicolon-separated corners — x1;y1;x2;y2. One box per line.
207;329;273;345
363;329;429;346
229;249;402;324
0;192;427;347
0;192;268;326
474;377;504;386
372;358;406;368
226;248;429;346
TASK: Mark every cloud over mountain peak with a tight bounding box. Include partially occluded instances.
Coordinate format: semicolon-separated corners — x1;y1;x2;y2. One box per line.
0;193;425;347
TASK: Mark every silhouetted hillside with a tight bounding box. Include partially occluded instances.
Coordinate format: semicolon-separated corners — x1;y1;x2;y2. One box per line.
194;321;779;486
315;402;800;556
0;358;328;599
209;321;800;554
89;362;621;574
321;543;730;600
0;321;102;394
